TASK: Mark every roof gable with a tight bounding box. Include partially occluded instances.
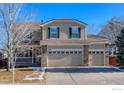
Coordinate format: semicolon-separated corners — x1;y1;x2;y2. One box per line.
41;19;88;27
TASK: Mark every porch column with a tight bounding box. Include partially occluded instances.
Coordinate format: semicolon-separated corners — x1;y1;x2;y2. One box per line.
41;45;47;67
83;45;89;66
32;47;34;64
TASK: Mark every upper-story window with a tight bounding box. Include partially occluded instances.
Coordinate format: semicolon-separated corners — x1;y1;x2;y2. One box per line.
69;26;81;39
48;26;59;39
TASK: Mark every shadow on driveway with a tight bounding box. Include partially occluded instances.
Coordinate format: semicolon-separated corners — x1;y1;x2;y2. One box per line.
46;67;124;73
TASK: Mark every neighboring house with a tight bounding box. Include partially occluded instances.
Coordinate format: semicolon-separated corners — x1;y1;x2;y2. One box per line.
0;49;8;60
15;19;111;67
0;49;8;68
0;52;2;60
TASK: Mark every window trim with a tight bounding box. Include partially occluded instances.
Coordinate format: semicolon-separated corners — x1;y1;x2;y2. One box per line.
69;26;81;39
48;26;60;39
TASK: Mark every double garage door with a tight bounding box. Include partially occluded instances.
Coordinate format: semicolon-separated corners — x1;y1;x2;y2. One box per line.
47;48;83;67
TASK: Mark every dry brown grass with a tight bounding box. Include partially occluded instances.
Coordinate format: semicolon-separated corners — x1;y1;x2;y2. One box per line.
0;68;44;84
0;69;13;84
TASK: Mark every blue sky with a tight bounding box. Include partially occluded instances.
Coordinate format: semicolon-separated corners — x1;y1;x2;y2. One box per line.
0;3;124;49
25;3;124;34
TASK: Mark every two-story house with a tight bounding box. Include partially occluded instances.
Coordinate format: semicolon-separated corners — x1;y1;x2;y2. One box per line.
15;18;111;67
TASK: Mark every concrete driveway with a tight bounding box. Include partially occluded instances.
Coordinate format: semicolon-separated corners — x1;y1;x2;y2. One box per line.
44;66;124;85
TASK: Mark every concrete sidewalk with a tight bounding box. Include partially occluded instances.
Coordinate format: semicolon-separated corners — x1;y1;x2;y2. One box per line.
44;67;124;85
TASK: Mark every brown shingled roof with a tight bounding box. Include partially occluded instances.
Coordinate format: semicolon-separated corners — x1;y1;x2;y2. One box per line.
12;22;41;29
87;34;107;40
87;34;112;44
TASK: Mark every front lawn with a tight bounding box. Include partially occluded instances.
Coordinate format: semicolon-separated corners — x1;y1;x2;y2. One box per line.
0;68;45;84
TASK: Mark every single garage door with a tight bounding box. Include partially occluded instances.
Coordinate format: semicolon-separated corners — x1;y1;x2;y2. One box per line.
88;49;104;66
48;49;83;67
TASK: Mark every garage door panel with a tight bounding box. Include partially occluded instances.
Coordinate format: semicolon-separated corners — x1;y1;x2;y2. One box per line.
89;50;104;66
48;49;83;67
48;54;72;66
92;54;104;66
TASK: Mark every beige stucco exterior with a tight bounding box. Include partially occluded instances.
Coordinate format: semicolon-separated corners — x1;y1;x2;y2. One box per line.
42;19;87;40
47;45;83;49
89;44;105;49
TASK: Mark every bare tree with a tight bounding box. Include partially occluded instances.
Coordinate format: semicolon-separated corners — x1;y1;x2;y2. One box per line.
12;23;37;84
99;17;124;41
0;4;37;84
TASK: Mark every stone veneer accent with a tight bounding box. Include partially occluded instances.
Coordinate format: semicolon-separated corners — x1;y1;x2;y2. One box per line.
104;44;109;66
83;45;89;66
